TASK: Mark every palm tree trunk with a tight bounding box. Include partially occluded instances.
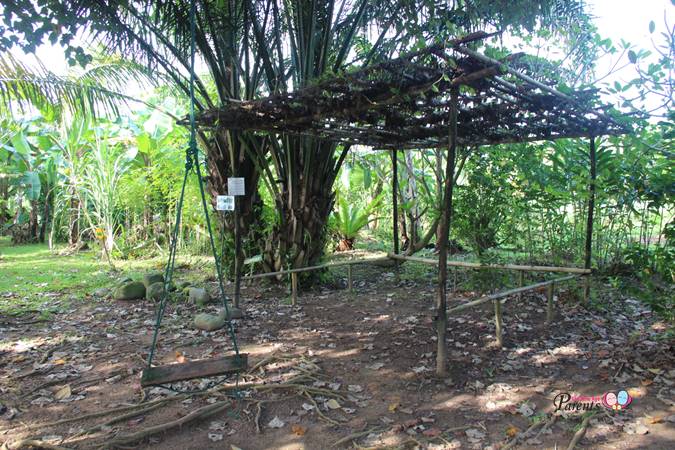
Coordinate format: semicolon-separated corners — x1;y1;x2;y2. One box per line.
263;137;346;272
69;193;80;246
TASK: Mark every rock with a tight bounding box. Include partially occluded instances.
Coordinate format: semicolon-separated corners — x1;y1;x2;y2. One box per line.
146;282;165;302
227;308;244;319
194;312;226;331
117;276;133;285
113;281;146;301
92;288;110;298
143;272;164;289
189;287;212;307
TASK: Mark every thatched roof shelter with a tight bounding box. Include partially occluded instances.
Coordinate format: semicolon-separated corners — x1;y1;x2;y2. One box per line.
192;32;626;149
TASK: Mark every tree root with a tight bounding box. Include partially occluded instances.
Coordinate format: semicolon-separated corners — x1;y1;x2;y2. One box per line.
4;396;184;433
303;391;339;426
331;427;385;448
566;413;596;450
0;439;73;450
502;416;549;450
100;400;230;448
64;400;169;443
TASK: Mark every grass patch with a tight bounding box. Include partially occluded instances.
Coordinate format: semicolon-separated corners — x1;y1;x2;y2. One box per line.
0;237;177;316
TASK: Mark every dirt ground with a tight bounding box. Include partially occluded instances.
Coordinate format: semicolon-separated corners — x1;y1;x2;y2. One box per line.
1;261;674;449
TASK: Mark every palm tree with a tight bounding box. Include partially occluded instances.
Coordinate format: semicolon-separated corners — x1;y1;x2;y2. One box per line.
1;0;591;268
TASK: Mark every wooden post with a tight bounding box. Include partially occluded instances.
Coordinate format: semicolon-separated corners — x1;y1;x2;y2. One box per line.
347;264;353;293
518;270;524;301
392;150;400;283
583;137;596;303
233;197;242;309
452;267;458;292
493;299;503;348
228;136;243;310
291;272;298;306
546;282;555;323
435;87;458;377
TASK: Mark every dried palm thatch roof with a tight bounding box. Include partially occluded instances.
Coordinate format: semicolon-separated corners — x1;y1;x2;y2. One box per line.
192;32;627;149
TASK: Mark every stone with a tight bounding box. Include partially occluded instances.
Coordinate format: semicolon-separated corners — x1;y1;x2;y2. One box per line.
92;288;110;298
117;276;133;285
177;281;191;290
227;308;244;319
113;281;146;301
194;312;226;331
146;282;165;302
143;272;164;289
189;287;212;307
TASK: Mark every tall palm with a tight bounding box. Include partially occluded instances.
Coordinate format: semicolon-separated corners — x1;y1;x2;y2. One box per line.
2;0;591;269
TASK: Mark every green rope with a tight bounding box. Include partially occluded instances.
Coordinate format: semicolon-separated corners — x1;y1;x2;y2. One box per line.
145;0;241;393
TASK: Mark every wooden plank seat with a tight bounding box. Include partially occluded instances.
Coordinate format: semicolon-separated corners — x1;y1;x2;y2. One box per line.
141;354;248;387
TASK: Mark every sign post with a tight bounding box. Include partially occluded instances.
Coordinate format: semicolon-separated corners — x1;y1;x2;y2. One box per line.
227;177;245;309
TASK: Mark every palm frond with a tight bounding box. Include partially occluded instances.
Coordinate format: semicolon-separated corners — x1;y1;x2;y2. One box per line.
0;52;156;120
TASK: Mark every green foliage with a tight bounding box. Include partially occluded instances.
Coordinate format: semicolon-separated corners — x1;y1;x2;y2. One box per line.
333;194;383;242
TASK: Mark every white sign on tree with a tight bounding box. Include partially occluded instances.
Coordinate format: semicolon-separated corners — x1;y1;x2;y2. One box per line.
228;177;245;196
216;195;235;211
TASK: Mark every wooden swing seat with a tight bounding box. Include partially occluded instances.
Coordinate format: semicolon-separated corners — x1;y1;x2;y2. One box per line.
141;354;248;387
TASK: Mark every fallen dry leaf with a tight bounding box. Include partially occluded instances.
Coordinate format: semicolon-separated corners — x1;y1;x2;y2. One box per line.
506;425;520;438
645;416;663;424
388;402;400;412
422;428;442;437
291;424;306;436
326;399;341;410
54;384;71;400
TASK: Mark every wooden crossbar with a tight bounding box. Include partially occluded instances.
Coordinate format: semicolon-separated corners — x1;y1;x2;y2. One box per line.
141;354;248;387
447;275;578;314
242;255;390;280
387;253;591;274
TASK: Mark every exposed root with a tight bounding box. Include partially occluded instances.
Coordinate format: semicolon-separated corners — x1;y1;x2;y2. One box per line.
566;413;596;450
0;439;73;450
303;391;339;426
4;396;183;433
100;400;230;448
332;427;385;448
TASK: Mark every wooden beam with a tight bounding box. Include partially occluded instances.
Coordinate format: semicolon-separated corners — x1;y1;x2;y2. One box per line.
392;150;400;282
493;299;503;347
242;256;391;279
291;272;298;306
583;137;597;303
447;275;578;314
436;86;458;377
388;253;591;274
546;282;555;323
141;354;248;387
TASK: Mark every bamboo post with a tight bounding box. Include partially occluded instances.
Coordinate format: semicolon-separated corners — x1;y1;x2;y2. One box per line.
493;299;503;348
546;282;555;323
291;272;298;306
347;264;353;293
391;150;400;283
435;86;458;377
233;197;242;309
227;136;243;310
583;137;596;303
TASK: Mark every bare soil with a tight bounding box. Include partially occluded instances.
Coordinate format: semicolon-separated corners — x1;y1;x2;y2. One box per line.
1;262;674;449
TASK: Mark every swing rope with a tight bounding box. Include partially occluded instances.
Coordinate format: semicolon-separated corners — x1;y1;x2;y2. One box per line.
145;0;241;393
